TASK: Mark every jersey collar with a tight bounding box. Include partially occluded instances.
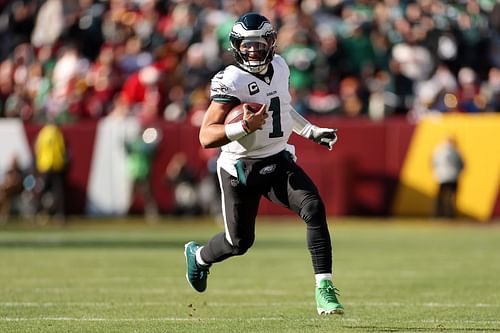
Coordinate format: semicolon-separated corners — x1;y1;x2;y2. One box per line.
237;63;274;85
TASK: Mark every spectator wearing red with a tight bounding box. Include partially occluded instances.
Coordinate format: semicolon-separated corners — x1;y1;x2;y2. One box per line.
114;63;167;124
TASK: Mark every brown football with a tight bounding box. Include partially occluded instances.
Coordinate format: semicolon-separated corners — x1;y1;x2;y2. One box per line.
224;102;263;124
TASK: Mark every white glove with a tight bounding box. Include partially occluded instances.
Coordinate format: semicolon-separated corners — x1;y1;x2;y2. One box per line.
307;126;338;150
290;108;338;150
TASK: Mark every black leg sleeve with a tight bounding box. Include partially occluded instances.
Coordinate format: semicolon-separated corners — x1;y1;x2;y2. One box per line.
266;159;333;275
200;232;240;264
301;195;332;274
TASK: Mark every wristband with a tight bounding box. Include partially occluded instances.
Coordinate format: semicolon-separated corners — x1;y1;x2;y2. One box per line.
225;121;248;141
241;119;251;134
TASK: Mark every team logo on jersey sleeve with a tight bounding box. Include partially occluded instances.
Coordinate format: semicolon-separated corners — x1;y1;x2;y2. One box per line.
248;82;259;95
211;82;229;94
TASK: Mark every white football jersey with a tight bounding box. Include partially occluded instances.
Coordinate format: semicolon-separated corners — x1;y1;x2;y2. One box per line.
210;55;295;176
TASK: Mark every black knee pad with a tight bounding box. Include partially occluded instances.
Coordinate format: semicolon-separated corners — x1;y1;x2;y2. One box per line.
300;195;326;224
230;237;254;256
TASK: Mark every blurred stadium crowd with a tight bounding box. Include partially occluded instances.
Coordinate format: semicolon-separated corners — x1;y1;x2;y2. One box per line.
0;0;499;126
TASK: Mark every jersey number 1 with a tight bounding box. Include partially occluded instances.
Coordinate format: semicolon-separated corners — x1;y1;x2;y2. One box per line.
268;97;284;138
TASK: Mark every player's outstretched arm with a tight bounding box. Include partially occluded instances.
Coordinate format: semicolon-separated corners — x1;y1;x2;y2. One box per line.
290;107;338;150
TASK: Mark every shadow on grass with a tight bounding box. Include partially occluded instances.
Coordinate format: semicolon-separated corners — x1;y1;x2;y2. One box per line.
0;238;304;249
0;239;183;248
348;325;500;332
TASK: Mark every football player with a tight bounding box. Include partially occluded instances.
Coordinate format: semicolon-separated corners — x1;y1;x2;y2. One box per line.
184;12;343;315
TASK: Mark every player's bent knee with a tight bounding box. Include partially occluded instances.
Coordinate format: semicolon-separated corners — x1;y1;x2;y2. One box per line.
300;196;326;224
231;246;249;256
230;238;254;255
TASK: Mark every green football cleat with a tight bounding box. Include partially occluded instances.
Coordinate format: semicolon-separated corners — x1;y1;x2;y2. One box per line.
184;241;210;292
315;280;344;315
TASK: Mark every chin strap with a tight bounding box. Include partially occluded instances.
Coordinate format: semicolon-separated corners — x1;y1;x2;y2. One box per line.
257;64;269;74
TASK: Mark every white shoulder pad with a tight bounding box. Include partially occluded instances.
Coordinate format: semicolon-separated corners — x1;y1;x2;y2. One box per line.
210;65;242;100
272;54;290;78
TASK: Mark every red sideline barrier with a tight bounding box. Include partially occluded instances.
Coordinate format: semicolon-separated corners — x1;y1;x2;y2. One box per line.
22;117;500;218
260;116;416;216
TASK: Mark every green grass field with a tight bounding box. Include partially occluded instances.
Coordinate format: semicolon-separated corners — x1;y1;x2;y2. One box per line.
0;217;499;333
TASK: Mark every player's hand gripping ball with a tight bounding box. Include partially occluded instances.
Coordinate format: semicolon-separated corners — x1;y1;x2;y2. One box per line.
224;102;264;124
